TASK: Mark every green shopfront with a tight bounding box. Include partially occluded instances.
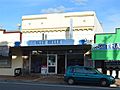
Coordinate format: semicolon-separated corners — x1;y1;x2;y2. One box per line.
92;28;120;78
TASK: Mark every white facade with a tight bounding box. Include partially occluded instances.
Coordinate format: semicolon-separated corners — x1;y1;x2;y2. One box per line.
0;30;21;46
22;11;103;45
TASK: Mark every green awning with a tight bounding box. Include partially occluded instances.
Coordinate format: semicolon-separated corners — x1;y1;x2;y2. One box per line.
92;50;120;60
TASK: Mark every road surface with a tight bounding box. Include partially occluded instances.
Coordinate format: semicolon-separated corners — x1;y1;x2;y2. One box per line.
0;82;119;90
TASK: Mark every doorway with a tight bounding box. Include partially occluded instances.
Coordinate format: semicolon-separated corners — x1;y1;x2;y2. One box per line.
57;55;65;74
47;54;57;74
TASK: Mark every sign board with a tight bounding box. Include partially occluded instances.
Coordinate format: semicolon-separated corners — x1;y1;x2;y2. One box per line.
92;43;120;60
92;43;120;50
27;39;74;46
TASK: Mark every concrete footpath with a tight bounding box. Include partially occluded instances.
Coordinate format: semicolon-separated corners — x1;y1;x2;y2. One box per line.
0;75;65;84
0;75;120;86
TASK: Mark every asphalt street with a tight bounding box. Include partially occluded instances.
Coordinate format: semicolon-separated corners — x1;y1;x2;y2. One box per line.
0;82;119;90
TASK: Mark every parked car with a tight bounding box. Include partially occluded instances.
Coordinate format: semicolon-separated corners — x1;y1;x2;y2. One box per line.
64;66;115;87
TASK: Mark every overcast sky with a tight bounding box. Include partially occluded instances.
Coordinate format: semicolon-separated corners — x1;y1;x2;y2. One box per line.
0;0;120;33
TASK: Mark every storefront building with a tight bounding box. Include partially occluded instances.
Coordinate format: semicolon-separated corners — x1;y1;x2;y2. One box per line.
92;28;120;78
18;11;102;75
0;11;103;76
11;43;91;75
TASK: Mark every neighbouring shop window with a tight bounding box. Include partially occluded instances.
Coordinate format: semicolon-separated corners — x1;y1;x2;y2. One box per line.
0;46;11;68
31;55;47;73
0;56;11;68
67;54;84;66
95;60;104;68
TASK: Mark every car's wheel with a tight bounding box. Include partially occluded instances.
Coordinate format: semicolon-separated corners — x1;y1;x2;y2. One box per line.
100;79;109;87
67;78;75;85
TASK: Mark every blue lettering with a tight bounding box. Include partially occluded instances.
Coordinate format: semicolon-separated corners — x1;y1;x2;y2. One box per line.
42;41;46;44
112;44;116;49
58;40;61;44
52;40;54;44
48;40;52;44
27;39;71;46
115;43;120;49
36;41;46;45
36;41;40;44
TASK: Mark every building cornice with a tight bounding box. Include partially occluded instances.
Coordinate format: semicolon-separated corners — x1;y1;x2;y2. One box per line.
22;26;94;33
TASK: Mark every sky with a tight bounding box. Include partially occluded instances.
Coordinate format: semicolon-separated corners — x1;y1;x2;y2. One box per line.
0;0;120;33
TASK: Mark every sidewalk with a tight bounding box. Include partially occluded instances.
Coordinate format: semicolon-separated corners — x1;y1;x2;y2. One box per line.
0;75;120;86
0;75;65;84
115;79;120;86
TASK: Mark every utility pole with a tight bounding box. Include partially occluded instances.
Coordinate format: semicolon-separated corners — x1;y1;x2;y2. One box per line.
17;23;21;31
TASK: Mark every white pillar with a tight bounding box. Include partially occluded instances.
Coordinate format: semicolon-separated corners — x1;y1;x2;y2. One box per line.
107;70;110;75
112;70;116;78
97;68;102;73
118;71;120;78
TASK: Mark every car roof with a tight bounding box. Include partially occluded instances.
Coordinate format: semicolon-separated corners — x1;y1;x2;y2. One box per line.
67;65;93;69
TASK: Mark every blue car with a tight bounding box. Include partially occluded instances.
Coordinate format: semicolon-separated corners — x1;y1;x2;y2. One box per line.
64;66;115;87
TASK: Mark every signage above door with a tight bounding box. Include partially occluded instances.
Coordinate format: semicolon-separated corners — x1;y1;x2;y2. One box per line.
27;39;74;46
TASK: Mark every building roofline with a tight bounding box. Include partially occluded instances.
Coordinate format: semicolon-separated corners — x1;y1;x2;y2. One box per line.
22;11;96;20
0;29;22;42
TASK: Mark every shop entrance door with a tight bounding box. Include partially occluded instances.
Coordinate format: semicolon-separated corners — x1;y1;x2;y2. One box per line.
47;54;57;74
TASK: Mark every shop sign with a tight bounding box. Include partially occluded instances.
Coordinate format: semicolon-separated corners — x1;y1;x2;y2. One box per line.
27;39;74;46
92;43;120;50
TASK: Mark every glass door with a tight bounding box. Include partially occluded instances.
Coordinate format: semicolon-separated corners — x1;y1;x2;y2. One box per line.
47;54;57;74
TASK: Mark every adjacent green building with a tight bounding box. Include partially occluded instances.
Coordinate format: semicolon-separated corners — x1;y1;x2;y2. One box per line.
92;28;120;60
92;28;120;78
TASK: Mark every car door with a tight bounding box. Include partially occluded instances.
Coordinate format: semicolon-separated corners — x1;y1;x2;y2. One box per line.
73;67;88;83
83;67;100;83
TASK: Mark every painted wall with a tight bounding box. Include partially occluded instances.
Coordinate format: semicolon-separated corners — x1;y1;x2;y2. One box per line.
73;30;95;44
21;11;103;45
0;30;21;46
94;16;103;33
22;11;95;30
92;28;120;60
